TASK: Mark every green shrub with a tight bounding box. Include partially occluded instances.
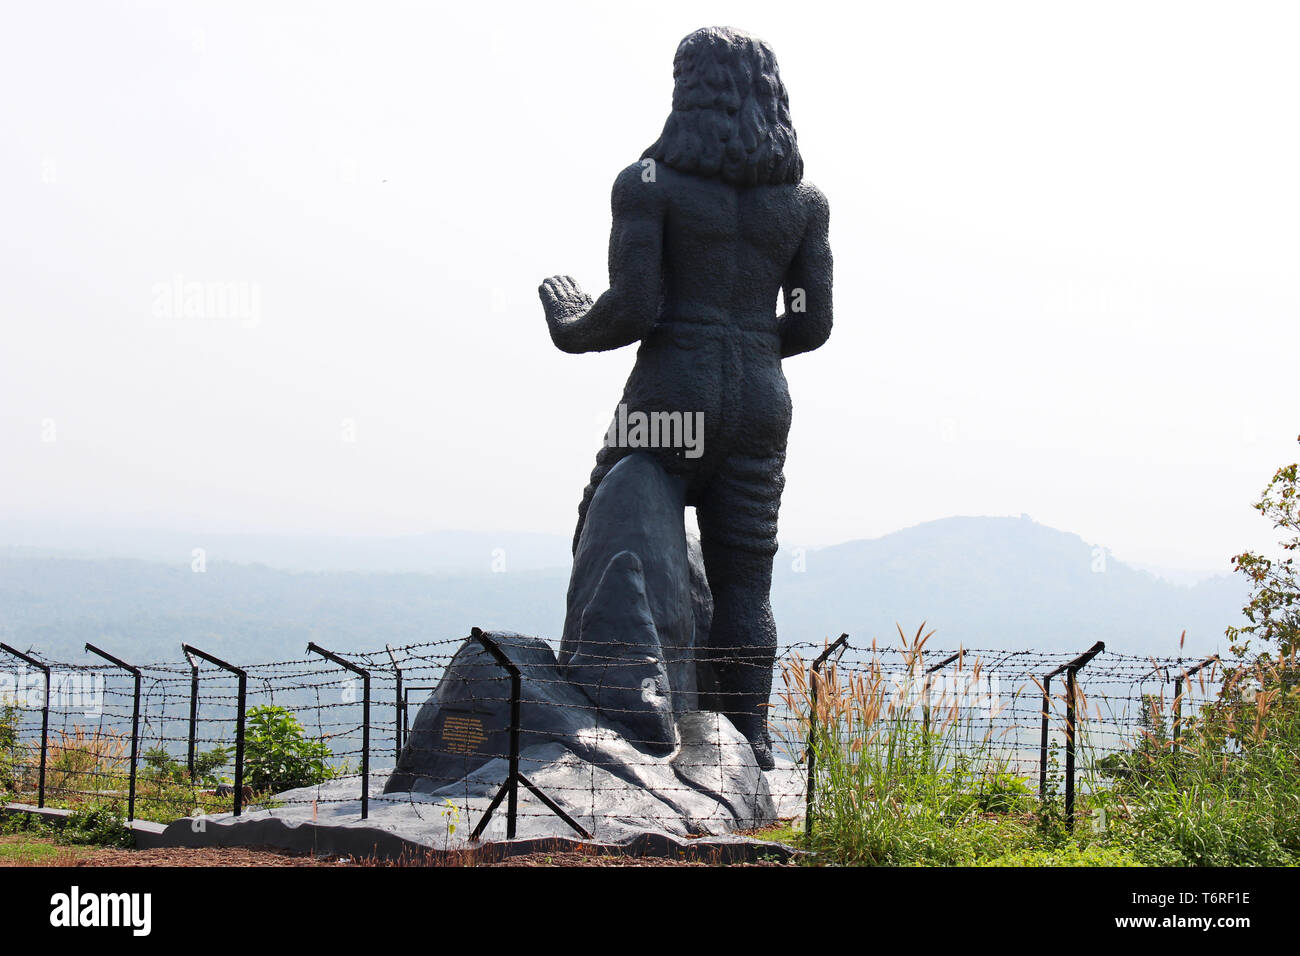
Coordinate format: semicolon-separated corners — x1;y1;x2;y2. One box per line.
242;705;334;793
60;804;133;848
142;744;230;787
0;808;43;835
0;703;19;796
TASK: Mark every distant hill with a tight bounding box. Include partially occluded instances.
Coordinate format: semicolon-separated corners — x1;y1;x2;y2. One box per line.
0;553;569;665
0;524;572;574
770;516;1243;658
0;516;1244;665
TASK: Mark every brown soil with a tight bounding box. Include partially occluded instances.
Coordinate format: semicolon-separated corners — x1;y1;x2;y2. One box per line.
0;835;792;867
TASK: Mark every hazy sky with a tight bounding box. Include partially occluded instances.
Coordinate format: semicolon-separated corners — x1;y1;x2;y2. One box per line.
2;1;1297;573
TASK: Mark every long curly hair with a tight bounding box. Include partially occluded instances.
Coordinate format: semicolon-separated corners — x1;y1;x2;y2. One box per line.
642;27;803;187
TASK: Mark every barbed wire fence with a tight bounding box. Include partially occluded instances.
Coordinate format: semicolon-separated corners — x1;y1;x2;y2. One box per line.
0;633;1232;839
772;638;1235;830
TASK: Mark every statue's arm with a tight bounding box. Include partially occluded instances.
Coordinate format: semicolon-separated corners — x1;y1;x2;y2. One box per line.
539;165;664;354
778;186;833;359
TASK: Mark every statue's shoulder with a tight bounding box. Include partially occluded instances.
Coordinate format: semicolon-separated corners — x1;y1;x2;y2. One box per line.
610;160;669;213
795;181;830;220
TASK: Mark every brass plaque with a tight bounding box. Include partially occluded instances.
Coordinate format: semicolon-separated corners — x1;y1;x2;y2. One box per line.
439;710;490;755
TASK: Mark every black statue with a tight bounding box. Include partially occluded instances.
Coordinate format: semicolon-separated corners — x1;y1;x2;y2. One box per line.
539;26;833;769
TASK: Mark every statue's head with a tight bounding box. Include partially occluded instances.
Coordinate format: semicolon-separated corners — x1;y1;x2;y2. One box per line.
642;27;803;187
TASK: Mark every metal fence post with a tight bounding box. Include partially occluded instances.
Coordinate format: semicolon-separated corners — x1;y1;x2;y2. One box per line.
1063;643;1104;827
85;643;141;821
468;627;590;841
235;668;246;815
182;647;199;782
386;644;403;759
470;628;521;839
1173;668;1184;738
1172;655;1218;757
1064;666;1078;825
401;684;438;745
182;644;248;816
805;634;849;843
0;643;51;808
1038;671;1053;802
306;643;370;820
1038;641;1104;823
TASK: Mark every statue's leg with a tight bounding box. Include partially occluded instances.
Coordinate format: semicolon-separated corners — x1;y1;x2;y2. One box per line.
695;457;784;771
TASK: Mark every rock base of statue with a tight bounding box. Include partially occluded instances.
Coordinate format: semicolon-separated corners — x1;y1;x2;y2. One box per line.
150;756;803;859
383;451;776;835
384;630;775;834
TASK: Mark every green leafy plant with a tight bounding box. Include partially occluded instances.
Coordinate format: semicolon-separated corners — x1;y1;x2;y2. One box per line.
979;843;1143;867
1079;676;1294;864
1228;436;1299;659
1093;638;1300;865
60;804;133;848
440;798;460;846
142;744;230;787
0;703;19;796
0;808;45;835
1077;447;1300;867
242;705;334;793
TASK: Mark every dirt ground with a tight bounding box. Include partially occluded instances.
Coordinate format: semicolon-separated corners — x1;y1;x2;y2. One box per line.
0;834;793;867
0;835;343;867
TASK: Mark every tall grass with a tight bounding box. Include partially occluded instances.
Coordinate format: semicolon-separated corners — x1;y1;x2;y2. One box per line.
1095;650;1300;865
784;632;1300;866
781;626;1038;865
1;724;237;822
43;725;130;799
